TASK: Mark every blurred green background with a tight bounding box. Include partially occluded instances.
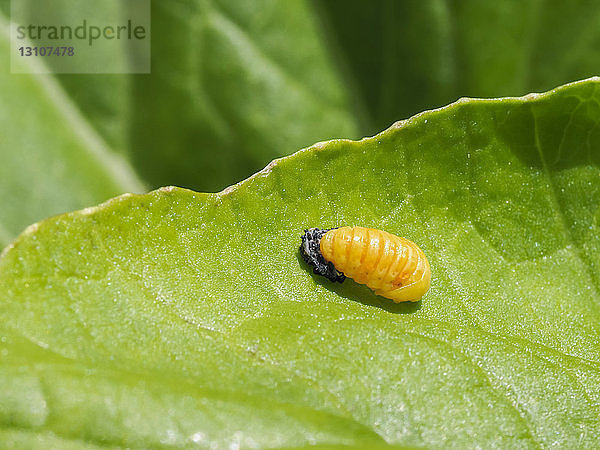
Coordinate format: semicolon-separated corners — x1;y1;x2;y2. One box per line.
1;0;599;248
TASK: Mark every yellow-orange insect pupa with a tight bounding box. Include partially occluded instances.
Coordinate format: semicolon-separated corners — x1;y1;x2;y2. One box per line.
300;226;431;302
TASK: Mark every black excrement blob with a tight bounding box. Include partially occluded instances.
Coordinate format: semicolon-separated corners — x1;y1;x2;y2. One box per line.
300;228;346;283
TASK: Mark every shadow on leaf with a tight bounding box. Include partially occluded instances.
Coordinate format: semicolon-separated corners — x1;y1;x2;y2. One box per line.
296;250;422;314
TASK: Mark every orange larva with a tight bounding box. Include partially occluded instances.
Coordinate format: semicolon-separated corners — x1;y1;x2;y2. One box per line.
300;226;431;302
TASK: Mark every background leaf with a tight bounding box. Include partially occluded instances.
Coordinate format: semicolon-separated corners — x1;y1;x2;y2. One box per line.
1;79;599;448
317;0;600;134
3;0;360;192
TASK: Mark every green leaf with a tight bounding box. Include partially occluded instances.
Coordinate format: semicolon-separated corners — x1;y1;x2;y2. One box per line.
7;0;134;154
2;79;600;447
6;0;360;192
0;15;144;250
318;0;600;132
128;0;360;191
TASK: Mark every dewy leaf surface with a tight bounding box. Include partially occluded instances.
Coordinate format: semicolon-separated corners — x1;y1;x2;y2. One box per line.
1;79;600;448
0;14;144;250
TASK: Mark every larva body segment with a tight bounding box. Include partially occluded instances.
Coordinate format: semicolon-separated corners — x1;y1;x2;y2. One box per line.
319;226;430;302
